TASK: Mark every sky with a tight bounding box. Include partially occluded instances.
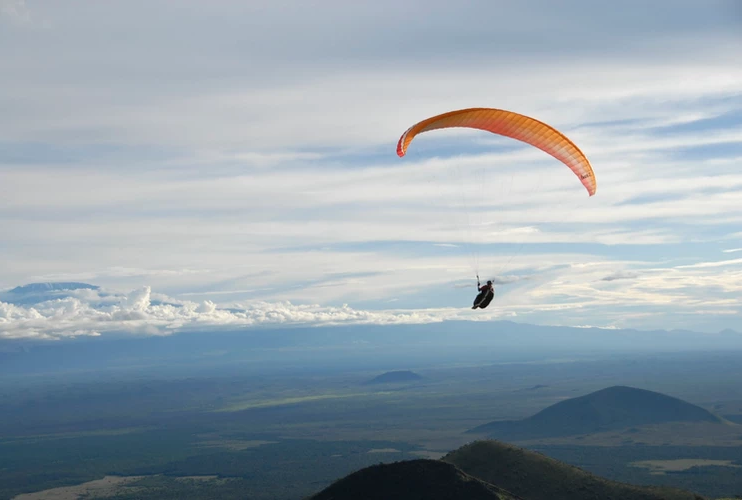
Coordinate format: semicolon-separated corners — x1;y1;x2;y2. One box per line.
1;0;742;341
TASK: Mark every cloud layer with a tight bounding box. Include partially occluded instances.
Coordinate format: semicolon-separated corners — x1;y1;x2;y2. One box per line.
1;1;741;339
0;283;508;341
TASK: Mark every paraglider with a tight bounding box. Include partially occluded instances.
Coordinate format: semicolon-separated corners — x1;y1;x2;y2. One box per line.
472;277;494;309
396;107;597;309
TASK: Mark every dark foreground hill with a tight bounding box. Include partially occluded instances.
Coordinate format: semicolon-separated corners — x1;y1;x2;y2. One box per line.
307;459;521;500
443;440;704;500
309;440;705;500
469;385;722;439
363;370;423;384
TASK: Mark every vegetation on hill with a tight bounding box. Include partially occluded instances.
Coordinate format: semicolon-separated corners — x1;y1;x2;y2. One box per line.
443;440;706;500
308;459;521;500
469;386;722;438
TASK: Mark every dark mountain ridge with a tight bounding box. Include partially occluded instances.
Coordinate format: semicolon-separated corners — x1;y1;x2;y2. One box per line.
308;458;521;500
469;386;723;439
309;440;704;500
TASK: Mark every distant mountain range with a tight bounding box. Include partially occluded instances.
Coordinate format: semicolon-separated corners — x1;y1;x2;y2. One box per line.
1;282;102;306
8;282;99;294
1;281;740;338
310;440;704;500
468;386;723;439
2;281;741;377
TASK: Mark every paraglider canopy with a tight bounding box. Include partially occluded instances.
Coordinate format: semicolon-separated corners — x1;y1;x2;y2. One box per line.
396;107;596;196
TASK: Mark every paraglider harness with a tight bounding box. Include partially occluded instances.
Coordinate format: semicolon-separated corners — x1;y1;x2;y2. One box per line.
472;275;495;309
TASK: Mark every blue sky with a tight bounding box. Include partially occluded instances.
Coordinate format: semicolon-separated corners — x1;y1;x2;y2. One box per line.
1;0;741;340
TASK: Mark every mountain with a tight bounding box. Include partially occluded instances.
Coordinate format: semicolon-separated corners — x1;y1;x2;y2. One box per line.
3;293;742;378
3;281;742;356
309;441;704;500
307;459;521;500
7;282;99;294
442;440;704;500
1;282;101;306
364;370;423;385
468;386;723;439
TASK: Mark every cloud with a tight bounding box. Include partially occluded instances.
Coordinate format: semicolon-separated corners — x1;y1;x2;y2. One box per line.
600;271;640;282
2;243;741;340
1;1;741;335
451;275;526;288
2;2;740;150
494;275;526;285
0;0;31;24
676;258;742;269
0;283;517;341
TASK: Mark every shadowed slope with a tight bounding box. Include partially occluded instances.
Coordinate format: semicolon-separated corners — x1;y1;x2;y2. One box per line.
443;440;705;500
469;386;722;439
308;459;521;500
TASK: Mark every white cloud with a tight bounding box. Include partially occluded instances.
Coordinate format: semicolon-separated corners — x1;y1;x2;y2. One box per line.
676;258;742;269
1;1;741;334
2;244;740;340
0;0;30;24
0;284;517;341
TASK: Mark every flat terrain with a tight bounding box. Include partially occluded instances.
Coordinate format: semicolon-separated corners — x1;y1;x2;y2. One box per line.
2;350;742;499
14;476;147;500
630;459;742;474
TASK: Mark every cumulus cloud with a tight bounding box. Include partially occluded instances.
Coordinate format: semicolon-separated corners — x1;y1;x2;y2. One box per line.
2;246;741;340
0;283;515;341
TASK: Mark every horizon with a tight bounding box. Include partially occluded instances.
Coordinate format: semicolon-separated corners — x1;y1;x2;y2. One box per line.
4;4;742;500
